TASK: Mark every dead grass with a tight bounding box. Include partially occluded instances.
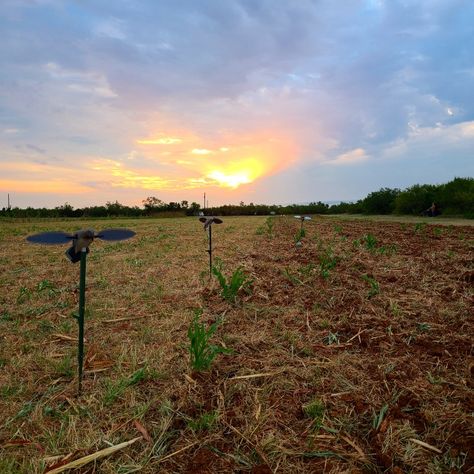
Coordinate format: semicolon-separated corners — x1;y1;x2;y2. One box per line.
0;215;472;473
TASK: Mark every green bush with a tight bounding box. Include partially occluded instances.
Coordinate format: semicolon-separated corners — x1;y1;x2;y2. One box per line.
361;188;400;214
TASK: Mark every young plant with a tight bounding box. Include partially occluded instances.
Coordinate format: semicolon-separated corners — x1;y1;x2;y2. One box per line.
36;279;59;297
104;367;148;405
17;287;32;303
364;233;377;252
372;403;389;430
378;244;397;255
265;216;274;236
188;310;231;371
416;322;431;332
256;216;275;237
414;222;426;233
303;398;325;429
324;331;340;345
362;274;380;298
319;247;339;279
212;261;252;303
294;227;306;244
282;267;304;286
187;410;218;432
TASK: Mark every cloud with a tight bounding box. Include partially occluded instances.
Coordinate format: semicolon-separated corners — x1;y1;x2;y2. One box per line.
191;149;212;155
323;148;369;166
381;120;474;163
0;0;473;206
137;137;182;145
25;144;46;154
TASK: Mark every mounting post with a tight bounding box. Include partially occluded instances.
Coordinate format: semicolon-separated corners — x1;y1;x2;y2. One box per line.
208;224;212;277
77;247;87;394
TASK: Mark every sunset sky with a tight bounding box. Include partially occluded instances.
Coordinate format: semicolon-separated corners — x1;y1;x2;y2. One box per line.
1;0;473;208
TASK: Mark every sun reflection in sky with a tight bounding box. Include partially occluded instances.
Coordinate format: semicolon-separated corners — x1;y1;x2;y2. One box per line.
133;130;293;191
204;157;266;188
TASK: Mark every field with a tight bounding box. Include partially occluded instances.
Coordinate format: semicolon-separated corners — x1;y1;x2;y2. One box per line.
0;215;473;473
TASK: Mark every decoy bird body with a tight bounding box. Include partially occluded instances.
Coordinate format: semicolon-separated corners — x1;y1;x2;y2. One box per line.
27;227;136;263
66;229;95;263
199;216;223;230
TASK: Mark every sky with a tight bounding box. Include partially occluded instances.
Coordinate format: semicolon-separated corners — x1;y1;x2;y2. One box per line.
1;0;473;209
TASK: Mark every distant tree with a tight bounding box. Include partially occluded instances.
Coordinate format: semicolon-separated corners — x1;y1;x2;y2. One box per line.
187;202;201;215
142;196;163;215
436;177;474;217
55;202;76;218
105;200;126;216
361;188;400;214
394;184;437;215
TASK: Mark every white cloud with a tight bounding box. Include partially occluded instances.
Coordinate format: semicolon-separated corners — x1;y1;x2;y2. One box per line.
323;148;369;166
94;18;127;40
44;62;117;98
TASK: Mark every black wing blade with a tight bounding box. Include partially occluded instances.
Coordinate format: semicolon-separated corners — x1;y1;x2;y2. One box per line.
26;231;73;245
96;228;136;241
212;217;223;224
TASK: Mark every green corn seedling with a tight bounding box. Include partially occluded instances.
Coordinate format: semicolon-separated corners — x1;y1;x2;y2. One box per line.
212;261;252;303
188;310;231;371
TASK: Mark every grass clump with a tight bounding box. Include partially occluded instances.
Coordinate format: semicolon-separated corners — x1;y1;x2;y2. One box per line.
187;410;218;432
303;398;325;428
104;367;148;405
188;309;231;371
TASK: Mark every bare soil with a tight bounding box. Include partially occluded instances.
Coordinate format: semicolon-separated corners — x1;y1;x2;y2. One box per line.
0;216;472;473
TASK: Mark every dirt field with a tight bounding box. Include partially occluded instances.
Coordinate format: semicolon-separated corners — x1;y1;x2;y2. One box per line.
0;216;473;473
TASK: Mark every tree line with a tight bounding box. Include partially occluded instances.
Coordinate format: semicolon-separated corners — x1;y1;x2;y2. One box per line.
1;177;472;219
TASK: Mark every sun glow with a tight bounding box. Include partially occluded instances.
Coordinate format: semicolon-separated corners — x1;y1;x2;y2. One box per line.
206;170;252;188
205;157;266;188
131;129;295;191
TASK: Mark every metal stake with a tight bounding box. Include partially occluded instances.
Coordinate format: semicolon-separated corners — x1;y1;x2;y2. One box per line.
208;224;213;277
77;247;87;394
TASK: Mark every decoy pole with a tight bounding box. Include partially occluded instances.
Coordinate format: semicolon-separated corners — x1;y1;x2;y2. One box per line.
208;224;213;277
77;247;87;394
26;227;136;395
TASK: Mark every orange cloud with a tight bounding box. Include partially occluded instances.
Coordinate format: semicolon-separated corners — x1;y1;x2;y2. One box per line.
0;178;90;194
0;128;297;198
